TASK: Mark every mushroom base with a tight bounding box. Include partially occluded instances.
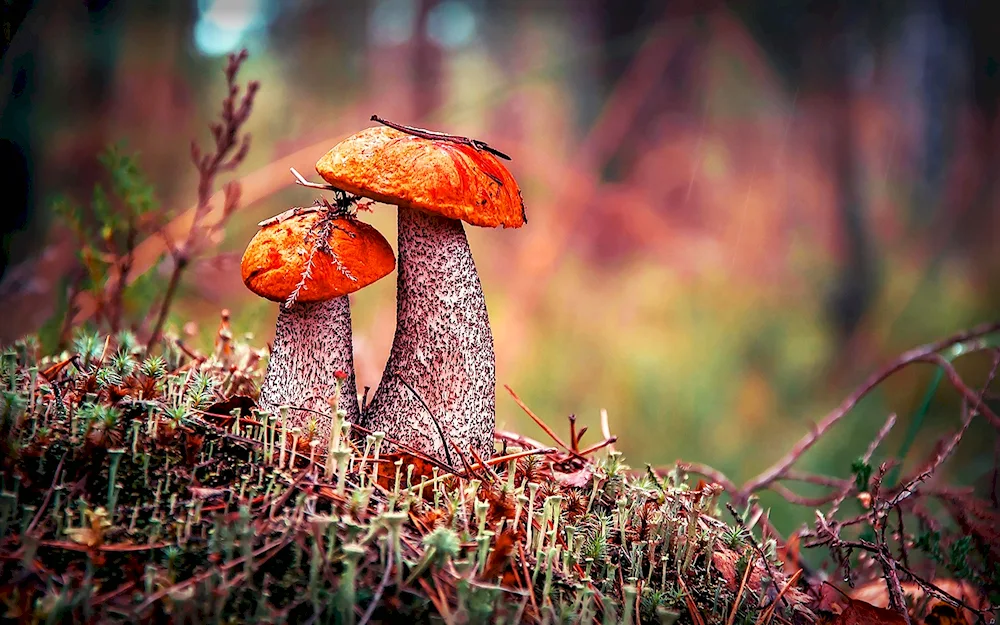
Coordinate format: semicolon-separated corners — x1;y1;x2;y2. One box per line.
363;206;496;466
259;296;361;442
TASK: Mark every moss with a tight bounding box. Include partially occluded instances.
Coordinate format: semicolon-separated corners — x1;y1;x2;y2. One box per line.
0;330;810;624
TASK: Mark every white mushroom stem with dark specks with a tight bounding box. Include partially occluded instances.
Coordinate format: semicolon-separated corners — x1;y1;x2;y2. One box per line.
362;206;495;465
259;297;360;442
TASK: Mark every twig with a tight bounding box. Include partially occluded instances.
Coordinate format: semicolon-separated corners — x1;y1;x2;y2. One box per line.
516;541;540;620
769;484;841;508
917;353;1000;428
678;577;707;625
146;49;258;350
504;385;582;460
398;373;454;468
494;429;549;451
886;348;999;509
371;114;512;161
827;412;897;517
577;436;617;457
726;503;786;610
26;452;66;535
467;445;501;482
755;569;802;625
742;322;1000;494
676;462;739;499
869;464;912;624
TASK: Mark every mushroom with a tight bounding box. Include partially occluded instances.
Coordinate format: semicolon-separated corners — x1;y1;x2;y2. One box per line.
241;207;395;441
315;119;525;464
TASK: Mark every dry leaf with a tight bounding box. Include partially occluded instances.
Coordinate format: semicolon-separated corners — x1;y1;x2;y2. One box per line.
851;578;984;623
553;466;593;488
375;452;438;490
831;599;907;625
479;531;516;582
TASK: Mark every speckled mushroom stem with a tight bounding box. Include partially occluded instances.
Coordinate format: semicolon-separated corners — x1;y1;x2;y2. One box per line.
259;296;361;442
363;206;495;464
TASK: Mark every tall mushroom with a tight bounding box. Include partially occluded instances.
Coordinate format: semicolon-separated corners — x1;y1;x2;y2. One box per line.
315;121;525;465
241;207;395;441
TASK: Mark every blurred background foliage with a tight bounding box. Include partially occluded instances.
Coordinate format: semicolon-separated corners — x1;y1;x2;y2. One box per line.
1;0;998;537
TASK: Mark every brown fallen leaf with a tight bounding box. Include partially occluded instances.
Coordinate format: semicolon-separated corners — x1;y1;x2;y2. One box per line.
204;394;256;422
552;466;593;488
375;453;438;491
479;531;516;582
851;578;984;623
831;598;908;625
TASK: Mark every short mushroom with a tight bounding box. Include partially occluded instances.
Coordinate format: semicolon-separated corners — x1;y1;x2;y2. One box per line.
241;207;395;441
315;119;525;465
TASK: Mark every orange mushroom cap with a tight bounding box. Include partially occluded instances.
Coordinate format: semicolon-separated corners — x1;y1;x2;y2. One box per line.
241;210;395;303
315;126;526;229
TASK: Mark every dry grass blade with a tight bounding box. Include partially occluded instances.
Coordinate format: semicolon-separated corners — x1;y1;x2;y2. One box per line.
677;577;707;625
504;384;578;457
755;568;802;625
726;551;755;625
517;541;540;621
600;408;615;453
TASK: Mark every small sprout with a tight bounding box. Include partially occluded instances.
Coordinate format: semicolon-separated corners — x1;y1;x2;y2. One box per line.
307;438;321;467
656;607;681;625
424;526;461;562
392;458;404;496
139;355;167;378
72;330;103;368
622;583;637;625
381;511;408;585
116;329;140;354
110;348;136;378
288;428;302;468
338;543;366;625
357;434;375;485
723;523;750;549
94;368;123;389
164;405;187;428
526;482;540;546
474;498;490;537
370;431;385;484
514;494;528;528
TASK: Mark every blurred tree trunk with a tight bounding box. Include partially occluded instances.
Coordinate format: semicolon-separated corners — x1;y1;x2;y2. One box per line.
0;0;121;344
816;5;875;342
736;0;876;340
0;0;39;282
960;0;999;281
412;0;442;122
